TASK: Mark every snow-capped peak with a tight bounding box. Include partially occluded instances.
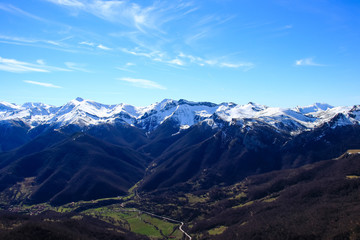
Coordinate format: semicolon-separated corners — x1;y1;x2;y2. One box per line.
215;102;267;122
0;98;358;134
0;101;21;111
294;103;333;114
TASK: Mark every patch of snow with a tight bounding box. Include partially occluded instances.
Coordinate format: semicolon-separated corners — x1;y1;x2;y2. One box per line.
180;125;190;130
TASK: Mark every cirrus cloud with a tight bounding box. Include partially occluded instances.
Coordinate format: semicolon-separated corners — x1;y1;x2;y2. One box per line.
45;0;196;33
118;77;166;90
97;44;111;50
295;57;325;66
24;80;63;88
0;56;70;73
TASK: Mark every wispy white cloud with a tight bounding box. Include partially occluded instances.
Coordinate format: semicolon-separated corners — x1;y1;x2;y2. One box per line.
185;30;210;45
116;67;135;73
196;14;234;28
121;48;154;58
178;52;254;70
118;77;166;90
185;15;234;46
219;62;254;69
168;58;185;66
65;62;91;72
125;62;135;67
36;59;46;65
24;80;63;88
97;44;111;50
44;0;253;70
0;57;48;73
48;0;84;7
0;34;113;55
46;0;196;33
121;47;254;70
78;41;112;51
46;0;249;70
0;35;52;45
0;3;49;22
116;62;136;73
295;57;325;66
79;41;95;46
178;52;202;63
0;35;72;52
121;48;186;67
0;56;70;73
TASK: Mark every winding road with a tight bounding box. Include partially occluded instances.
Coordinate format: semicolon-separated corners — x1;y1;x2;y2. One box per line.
134;187;191;239
138;209;192;240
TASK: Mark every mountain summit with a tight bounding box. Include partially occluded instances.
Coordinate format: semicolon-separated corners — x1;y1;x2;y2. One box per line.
1;98;359;135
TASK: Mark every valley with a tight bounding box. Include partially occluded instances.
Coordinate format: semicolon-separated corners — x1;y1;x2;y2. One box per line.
2;151;360;239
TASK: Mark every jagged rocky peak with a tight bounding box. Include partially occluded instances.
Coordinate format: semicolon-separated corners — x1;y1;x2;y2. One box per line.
350;105;360;112
327;113;353;128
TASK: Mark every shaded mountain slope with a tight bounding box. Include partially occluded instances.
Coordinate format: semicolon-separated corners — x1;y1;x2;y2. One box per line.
0;134;150;205
0;130;69;169
140;124;360;193
140;123;290;192
187;152;360;239
280;124;360;168
139;120;218;158
0;120;31;152
85;123;149;149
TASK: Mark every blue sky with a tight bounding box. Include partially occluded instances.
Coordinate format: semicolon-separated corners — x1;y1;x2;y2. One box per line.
1;0;359;107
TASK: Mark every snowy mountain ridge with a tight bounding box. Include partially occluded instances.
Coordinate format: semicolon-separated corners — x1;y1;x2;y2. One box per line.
0;98;359;134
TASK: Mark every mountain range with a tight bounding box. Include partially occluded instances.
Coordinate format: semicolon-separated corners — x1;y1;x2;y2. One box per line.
1;98;359;137
0;98;359;206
